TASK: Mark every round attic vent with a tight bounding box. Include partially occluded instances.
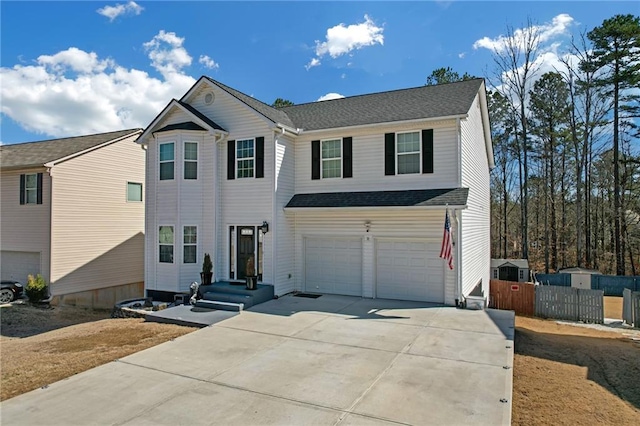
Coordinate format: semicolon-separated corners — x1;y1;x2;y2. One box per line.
204;92;215;105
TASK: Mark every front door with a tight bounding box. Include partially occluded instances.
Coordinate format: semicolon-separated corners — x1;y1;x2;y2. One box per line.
237;227;255;280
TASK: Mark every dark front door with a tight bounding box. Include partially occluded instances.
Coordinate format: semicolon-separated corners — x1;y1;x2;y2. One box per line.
237;227;255;280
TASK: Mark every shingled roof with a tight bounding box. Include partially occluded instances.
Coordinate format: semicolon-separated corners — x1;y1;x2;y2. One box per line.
0;129;142;170
202;77;484;132
282;79;484;131
285;188;469;209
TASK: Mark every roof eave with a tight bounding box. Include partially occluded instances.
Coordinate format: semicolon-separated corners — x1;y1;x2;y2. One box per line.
298;114;468;135
284;204;468;212
477;82;495;170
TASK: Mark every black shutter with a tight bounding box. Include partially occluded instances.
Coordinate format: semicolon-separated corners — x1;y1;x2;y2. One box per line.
422;129;434;174
311;140;320;180
36;173;43;204
343;137;352;178
384;133;395;175
19;174;25;205
227;140;235;180
255;137;264;178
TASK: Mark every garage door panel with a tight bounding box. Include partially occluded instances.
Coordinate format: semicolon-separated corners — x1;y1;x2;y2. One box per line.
305;237;362;296
376;240;444;303
1;251;41;284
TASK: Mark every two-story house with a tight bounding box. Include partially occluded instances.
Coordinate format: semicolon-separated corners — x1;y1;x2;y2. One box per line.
136;77;493;306
0;129;146;308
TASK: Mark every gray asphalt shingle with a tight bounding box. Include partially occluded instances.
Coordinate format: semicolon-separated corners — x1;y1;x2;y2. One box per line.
0;129;142;169
285;188;469;208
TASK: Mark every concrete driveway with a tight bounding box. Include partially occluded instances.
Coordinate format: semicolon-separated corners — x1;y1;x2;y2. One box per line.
1;295;514;425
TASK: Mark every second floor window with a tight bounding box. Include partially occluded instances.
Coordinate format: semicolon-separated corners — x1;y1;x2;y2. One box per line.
184;142;198;180
321;139;342;178
20;173;43;205
397;132;420;174
237;139;254;178
127;182;143;202
159;142;175;180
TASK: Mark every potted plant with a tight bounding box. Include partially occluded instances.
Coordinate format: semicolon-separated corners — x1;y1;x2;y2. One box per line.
245;254;257;290
200;253;213;286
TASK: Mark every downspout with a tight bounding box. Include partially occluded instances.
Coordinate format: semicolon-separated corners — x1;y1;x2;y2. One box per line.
140;143;149;295
46;165;54;301
456;117;463;307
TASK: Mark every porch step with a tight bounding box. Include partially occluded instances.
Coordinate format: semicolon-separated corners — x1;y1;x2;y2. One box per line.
195;299;244;312
202;292;255;309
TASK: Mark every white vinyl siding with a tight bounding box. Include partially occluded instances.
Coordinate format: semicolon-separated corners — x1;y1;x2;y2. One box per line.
184;142;198;180
321;139;341;178
159;142;175;180
460;93;491;298
274;134;296;295
396;131;420;175
295;121;458;194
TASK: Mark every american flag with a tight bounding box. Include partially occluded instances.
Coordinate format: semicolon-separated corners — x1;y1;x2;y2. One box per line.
439;209;454;270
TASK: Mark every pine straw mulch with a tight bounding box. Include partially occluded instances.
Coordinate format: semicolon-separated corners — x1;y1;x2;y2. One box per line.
0;302;196;401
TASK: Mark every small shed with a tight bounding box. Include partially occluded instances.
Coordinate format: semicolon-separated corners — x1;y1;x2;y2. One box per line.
491;259;530;283
559;267;601;290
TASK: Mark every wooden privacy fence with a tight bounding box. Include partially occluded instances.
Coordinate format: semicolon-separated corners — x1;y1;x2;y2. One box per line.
535;286;604;324
489;280;535;316
622;288;640;328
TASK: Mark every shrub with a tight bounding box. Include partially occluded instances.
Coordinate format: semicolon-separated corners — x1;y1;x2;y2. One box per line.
25;274;48;303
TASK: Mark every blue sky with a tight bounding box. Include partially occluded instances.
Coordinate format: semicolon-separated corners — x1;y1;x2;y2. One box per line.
1;1;637;144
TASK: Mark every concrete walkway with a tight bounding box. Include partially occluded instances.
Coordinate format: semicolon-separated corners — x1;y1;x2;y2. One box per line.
0;295;515;425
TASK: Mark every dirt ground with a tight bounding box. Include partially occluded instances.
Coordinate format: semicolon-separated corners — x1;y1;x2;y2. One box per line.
604;296;623;319
2;302;639;425
0;302;196;401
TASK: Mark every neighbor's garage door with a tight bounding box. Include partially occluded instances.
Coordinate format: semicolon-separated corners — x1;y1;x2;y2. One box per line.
376;240;444;303
0;250;41;283
305;237;362;296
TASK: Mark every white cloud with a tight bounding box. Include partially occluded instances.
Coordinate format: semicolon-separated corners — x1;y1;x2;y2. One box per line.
473;13;574;53
458;52;466;59
307;14;383;69
305;57;321;70
317;93;345;102
0;31;197;139
199;55;219;70
97;1;143;22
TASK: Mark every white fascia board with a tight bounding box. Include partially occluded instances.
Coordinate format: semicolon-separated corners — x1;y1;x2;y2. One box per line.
478;82;495;169
298;114;468;135
284;204;468;213
44;129;143;168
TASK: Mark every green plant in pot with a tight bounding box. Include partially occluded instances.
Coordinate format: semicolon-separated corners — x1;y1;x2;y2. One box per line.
245;254;257;290
200;253;213;286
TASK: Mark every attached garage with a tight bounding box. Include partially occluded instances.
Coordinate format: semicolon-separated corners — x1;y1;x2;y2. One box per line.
376;239;444;303
304;237;362;296
1;250;41;283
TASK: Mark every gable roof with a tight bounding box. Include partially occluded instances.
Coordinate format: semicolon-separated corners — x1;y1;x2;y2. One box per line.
0;129;142;170
491;259;530;269
285;188;469;209
202;77;296;129
281;79;484;131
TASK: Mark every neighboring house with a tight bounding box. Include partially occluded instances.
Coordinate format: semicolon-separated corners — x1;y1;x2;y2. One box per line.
136;77;493;306
0;129;145;308
491;259;530;283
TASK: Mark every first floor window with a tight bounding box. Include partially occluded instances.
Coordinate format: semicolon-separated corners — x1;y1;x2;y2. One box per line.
493;270;498;279
127;182;143;202
184;142;198;180
397;131;420;174
519;270;524;280
159;142;175;180
321;139;341;178
183;226;197;263
159;226;174;263
236;139;254;178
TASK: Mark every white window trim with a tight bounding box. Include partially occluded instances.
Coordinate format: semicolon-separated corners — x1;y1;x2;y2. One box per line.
24;173;38;204
183;141;198;181
159;142;175;181
183;225;198;264
126;182;143;202
320;138;342;179
236;138;255;179
395;131;422;175
158;225;174;264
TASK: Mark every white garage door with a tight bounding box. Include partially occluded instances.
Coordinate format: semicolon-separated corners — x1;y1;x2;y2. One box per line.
305;237;362;296
376;240;444;303
1;250;41;283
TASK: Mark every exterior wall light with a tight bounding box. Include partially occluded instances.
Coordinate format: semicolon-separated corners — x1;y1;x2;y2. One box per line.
261;221;269;234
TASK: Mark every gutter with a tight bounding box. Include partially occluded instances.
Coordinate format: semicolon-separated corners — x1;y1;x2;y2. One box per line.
284;204;468;213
